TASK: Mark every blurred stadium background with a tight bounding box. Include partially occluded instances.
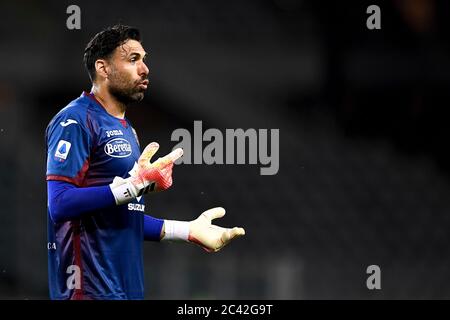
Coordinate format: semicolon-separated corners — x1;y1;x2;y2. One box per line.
1;0;450;299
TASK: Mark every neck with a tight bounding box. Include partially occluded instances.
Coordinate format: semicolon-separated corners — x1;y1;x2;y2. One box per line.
90;83;126;119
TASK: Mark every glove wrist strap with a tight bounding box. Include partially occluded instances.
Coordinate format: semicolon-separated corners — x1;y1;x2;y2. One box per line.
109;178;137;205
162;220;190;241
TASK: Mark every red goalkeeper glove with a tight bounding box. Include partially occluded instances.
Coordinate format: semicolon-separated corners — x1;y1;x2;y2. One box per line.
110;142;183;205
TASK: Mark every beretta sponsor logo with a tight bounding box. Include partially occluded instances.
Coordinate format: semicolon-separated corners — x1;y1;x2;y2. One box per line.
104;138;132;158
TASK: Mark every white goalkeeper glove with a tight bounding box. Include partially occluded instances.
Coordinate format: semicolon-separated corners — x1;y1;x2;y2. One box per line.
162;207;246;252
109;142;183;205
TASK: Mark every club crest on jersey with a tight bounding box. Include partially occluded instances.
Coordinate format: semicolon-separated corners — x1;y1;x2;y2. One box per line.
104;138;132;158
54;140;72;161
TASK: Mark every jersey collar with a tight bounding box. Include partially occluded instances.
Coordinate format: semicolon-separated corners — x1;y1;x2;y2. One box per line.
81;91;129;128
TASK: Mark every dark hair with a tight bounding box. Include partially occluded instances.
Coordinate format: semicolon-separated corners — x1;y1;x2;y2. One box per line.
83;24;141;82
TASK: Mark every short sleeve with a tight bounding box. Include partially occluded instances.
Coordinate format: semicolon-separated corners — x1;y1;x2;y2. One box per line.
46;108;92;186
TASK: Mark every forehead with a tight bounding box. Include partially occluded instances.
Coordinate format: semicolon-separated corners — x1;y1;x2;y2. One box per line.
115;39;146;57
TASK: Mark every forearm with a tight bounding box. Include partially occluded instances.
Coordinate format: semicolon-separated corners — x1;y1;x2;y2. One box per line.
47;180;115;223
143;214;165;241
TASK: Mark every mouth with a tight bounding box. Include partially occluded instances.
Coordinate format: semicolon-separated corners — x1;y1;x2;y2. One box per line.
137;80;149;90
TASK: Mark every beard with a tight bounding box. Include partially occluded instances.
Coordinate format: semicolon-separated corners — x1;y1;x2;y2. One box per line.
107;67;147;105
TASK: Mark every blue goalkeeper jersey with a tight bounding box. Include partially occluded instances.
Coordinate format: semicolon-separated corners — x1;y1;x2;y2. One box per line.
46;91;146;300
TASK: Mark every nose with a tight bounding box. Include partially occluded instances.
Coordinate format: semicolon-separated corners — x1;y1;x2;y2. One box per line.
139;61;149;78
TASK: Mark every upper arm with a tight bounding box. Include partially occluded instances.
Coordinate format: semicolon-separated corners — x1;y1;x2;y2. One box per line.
46;108;92;186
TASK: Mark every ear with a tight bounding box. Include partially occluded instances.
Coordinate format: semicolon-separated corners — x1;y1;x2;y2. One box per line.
94;59;109;80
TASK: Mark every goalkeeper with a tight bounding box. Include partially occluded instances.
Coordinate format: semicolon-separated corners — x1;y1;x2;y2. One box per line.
45;24;245;300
